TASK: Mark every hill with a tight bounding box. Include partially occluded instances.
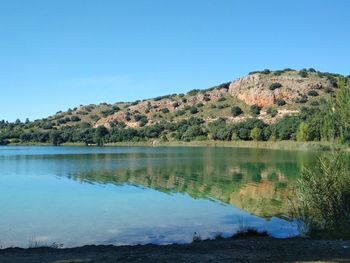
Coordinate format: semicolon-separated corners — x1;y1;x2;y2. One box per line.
0;68;349;145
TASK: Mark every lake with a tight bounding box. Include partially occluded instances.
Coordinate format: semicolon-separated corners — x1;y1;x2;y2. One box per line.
0;146;316;248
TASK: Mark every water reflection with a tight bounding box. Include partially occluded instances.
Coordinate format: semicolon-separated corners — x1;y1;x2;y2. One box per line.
66;147;314;218
0;146;316;248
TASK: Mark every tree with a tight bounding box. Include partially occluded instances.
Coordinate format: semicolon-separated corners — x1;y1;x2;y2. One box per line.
321;78;350;142
334;78;350;142
250;127;262;141
94;126;109;146
272;115;301;140
50;131;63;146
296;122;309;141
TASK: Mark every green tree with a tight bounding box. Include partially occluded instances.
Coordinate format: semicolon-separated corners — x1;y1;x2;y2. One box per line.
334;78;350;142
250;127;262;141
321;78;350;143
296;122;309;141
94;126;109;146
50;131;63;146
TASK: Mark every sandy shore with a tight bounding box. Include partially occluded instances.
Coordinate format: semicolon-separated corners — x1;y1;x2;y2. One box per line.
1;237;350;263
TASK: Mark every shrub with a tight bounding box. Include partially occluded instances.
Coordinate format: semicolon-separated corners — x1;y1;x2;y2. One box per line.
71;116;81;122
262;69;271;74
269;83;282;90
175;110;186;116
112;106;120;111
172;102;179;108
299;69;308;78
187;89;200;96
293;152;350;238
139;117;148;127
310;101;320;107
307;90;319;97
267;107;278;117
324;87;333;93
275;98;286;106
295;96;308;104
218;97;226;102
197;102;204;108
218;103;229;109
203;94;211;101
161;108;170;114
231;106;243;117
182;98;187;103
190;106;199;114
250;104;261;115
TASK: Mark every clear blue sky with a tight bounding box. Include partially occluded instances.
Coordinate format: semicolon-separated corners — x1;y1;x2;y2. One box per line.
1;0;349;121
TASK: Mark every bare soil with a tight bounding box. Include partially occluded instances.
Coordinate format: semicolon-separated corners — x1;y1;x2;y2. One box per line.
1;237;350;263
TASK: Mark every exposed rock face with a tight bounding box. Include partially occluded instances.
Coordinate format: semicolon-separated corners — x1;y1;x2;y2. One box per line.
228;73;333;108
92;71;336;128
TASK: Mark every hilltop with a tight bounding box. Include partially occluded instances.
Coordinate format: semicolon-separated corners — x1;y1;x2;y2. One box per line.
0;68;348;145
46;68;338;128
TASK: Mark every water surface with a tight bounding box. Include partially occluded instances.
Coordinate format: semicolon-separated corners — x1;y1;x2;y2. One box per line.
0;146;316;248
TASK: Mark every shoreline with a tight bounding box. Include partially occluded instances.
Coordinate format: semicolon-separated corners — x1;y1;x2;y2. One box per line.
3;140;342;151
1;236;349;262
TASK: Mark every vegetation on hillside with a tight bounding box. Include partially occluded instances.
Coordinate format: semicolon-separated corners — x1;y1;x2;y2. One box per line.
0;69;349;146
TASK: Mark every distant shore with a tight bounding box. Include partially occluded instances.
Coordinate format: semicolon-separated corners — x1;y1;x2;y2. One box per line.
3;140;345;151
1;236;349;263
104;140;337;151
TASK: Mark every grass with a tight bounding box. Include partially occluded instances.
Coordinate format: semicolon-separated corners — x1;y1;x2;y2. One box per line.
104;140;336;151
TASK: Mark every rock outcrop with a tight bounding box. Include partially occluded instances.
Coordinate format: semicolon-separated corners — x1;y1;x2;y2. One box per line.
228;73;333;108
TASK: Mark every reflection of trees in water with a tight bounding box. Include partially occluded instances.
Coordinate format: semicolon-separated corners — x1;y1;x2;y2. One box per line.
69;149;315;218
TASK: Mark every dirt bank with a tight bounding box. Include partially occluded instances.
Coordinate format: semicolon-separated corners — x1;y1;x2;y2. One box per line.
1;237;350;263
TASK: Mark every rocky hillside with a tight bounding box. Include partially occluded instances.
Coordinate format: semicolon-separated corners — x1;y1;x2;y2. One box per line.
46;68;340;130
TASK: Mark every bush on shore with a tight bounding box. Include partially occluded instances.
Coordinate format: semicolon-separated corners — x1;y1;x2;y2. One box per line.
292;152;350;238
